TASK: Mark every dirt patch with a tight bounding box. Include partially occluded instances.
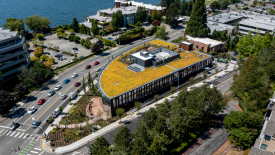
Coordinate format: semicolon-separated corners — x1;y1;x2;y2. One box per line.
214;141;244;155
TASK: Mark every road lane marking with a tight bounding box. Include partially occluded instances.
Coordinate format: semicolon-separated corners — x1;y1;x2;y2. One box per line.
39;151;44;155
36;137;40;141
28;134;33;140
16;129;26;131
14;132;20;137
32;136;36;140
217;77;233;86
2;130;8;135
0;129;4;133
34;148;42;150
23;134;28;139
6;131;11;136
10;131;16;136
19;132;25;138
30;151;39;154
26;146;32;148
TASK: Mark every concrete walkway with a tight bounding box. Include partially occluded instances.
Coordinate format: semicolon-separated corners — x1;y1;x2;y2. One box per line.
42;63;238;154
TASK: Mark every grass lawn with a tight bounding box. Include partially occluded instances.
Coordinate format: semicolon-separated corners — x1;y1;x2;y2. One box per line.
169;133;197;154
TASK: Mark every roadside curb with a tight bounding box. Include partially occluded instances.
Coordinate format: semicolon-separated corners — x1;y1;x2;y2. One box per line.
213;140;229;155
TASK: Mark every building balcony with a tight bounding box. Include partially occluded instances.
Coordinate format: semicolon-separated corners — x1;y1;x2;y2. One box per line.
0;38;25;52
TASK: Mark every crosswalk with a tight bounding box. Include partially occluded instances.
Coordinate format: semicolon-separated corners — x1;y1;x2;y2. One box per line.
0;129;40;141
18;141;44;155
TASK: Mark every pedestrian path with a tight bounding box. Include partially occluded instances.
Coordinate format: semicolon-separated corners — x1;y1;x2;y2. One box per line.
18;141;44;155
0;128;40;141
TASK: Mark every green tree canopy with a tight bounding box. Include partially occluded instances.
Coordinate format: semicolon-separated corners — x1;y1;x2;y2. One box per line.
152;10;162;21
185;0;209;37
71;17;79;33
92;136;110;155
210;1;221;10
165;3;178;25
25;15;51;30
111;10;124;29
135;6;147;22
91;19;99;36
113;126;133;150
154;25;169;40
4;18;25;32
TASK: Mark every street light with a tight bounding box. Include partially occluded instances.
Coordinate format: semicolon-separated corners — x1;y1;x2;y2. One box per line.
31;115;47;139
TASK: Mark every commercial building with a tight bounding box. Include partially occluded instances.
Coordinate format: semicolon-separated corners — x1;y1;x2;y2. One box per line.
207;12;244;25
98;39;213;115
0;28;30;82
249;91;275;154
207;21;235;35
186;36;225;53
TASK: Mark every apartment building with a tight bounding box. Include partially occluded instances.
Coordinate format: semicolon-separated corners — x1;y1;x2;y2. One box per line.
0;28;30;82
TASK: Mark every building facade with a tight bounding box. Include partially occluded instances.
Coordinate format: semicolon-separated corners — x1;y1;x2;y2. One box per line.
0;28;30;82
186;36;225;53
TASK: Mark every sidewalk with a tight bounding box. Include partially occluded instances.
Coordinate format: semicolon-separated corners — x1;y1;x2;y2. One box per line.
41;63;238;154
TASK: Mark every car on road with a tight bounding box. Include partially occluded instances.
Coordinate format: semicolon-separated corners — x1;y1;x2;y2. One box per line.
67;60;72;63
74;82;81;87
72;73;78;78
31;120;41;128
79;56;84;59
123;120;130;124
72;47;78;50
51;108;61;118
63;79;70;84
10;123;20;131
37;98;46;105
60;94;68;100
27;106;37;114
93;61;100;65
85;65;91;69
54;85;62;91
47;90;55;97
96;67;101;72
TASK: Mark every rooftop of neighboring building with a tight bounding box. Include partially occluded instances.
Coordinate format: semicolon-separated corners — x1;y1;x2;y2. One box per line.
207;21;235;34
239;18;275;32
99;6;138;15
186;36;224;47
207;12;244;24
264;120;275;136
115;0;163;10
249;146;274;155
0;28;18;41
100;39;210;98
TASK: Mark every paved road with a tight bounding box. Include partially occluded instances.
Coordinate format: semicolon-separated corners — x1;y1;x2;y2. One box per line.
64;69;237;155
0;29;184;155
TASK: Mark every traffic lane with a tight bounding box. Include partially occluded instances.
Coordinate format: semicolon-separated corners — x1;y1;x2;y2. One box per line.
217;77;233;95
0;132;25;155
211;71;236;86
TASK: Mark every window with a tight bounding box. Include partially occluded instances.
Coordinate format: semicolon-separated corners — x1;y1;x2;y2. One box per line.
201;47;204;50
265;135;271;141
260;144;268;150
196;45;198;49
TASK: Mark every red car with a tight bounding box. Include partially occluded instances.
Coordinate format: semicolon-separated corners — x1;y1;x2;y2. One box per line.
38;98;46;105
74;82;81;87
85;65;91;69
93;61;100;65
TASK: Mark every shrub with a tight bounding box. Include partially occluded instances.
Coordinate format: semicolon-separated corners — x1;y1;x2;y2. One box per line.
154;94;159;101
34;47;43;57
68;35;75;41
74;36;81;42
152;20;161;26
36;33;44;40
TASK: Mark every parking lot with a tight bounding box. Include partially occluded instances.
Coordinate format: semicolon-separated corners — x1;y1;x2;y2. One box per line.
29;33;98;67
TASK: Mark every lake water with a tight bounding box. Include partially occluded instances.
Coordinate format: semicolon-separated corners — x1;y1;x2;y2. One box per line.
0;0;160;28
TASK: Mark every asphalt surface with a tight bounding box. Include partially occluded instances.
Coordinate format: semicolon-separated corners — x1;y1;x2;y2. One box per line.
0;29;184;155
64;69;237;155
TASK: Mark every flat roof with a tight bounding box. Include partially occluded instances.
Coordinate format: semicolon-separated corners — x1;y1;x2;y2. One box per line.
264;120;275;136
115;0;163;10
207;21;235;34
0;28;18;41
207;13;243;24
100;39;210;98
240;18;275;31
180;41;192;45
88;15;111;22
186;36;224;47
131;51;153;60
99;6;138;15
249;147;274;155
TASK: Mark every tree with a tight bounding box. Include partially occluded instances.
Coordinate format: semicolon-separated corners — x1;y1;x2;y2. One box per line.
135;101;142;112
87;71;92;92
92;136;110;155
71;17;79;33
82;76;86;93
91;19;99;36
160;0;174;8
179;0;187;15
25;15;51;30
115;108;124;121
40;55;48;61
135;6;147;22
13;83;27;101
0;90;14;114
111;10;124;29
34;47;43;57
68;35;75;41
4;18;24;32
165;3;178;26
131;123;152;155
113;126;133;149
235;22;239;36
36;33;44;40
152;10;162;21
92;40;104;53
152;20;161;26
185;0;209;37
210;1;221;10
130;2;132;6
21;30;34;40
73;36;81;42
154;25;169;40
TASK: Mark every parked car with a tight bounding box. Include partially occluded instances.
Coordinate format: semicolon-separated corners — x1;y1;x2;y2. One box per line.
47;90;55;97
43;52;50;55
85;65;91;69
74;82;81;87
79;56;84;59
31;120;41;128
27;106;37;114
72;47;78;50
54;45;59;48
54;54;63;58
93;61;100;65
51;108;61;118
37;98;46;105
63;79;70;84
54;85;62;91
96;67;101;72
123;120;130;124
72;51;78;54
68;91;77;100
72;73;78;78
233;52;238;56
10;123;20;131
67;60;72;63
60;94;68;100
112;32;118;36
42;45;47;48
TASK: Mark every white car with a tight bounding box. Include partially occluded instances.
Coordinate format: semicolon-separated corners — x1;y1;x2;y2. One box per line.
27;106;37;114
67;60;72;64
72;51;78;54
96;67;101;72
71;73;78;78
62;56;66;60
54;85;62;91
